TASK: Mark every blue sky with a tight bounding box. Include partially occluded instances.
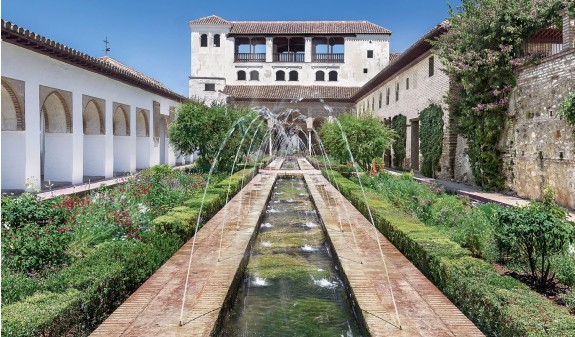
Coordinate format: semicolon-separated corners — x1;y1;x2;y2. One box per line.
2;0;461;95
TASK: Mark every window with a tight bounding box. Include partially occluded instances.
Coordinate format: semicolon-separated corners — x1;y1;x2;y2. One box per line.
200;34;208;47
386;88;390;105
429;56;435;77
328;71;338;82
372;97;375;110
363;68;368;74
315;71;325;81
276;70;285;81
379;92;382;109
250;70;259;81
395;82;400;101
406;78;410;90
367;50;374;58
289;70;298;81
237;71;246;81
204;83;215;91
213;34;220;47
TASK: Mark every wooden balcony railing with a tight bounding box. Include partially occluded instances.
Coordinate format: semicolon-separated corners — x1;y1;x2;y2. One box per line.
273;52;305;62
234;53;266;62
312;53;344;63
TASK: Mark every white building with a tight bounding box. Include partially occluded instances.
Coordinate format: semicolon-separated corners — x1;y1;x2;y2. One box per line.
1;20;187;191
189;15;392;107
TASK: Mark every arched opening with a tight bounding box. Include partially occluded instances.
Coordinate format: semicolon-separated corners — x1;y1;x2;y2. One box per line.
237;70;246;81
159;117;168;165
328;71;338;82
1;80;23;131
113;106;129;136
40;91;73;183
213;34;220;47
315;71;325;81
1;79;26;189
276;70;285;81
83;100;104;135
249;70;259;81
113;105;131;174
289;70;298;81
136;109;150;169
200;34;208;47
83;99;106;179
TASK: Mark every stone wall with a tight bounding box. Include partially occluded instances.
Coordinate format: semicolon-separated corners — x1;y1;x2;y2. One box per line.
502;49;575;209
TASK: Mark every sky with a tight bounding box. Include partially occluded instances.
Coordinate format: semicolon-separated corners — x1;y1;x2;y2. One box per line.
2;0;462;96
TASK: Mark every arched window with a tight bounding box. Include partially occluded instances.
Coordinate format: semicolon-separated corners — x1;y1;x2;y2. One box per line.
250;70;259;81
386;88;390;105
136;110;149;137
396;82;400;101
200;34;208;47
1;80;24;131
113;106;130;136
83;100;104;135
406;78;410;90
213;34;220;47
379;92;382;109
315;71;325;81
328;71;338;82
289;70;298;81
276;70;285;81
42;91;71;133
237;70;246;81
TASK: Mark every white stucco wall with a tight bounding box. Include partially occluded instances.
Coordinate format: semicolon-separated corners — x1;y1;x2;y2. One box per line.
1;132;26;189
83;135;106;176
1;41;182;190
137;137;151;169
355;52;450;172
113;136;132;173
189;23;390;103
44;134;73;182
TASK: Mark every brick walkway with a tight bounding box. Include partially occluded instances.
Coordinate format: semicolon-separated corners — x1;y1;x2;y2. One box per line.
91;159;484;336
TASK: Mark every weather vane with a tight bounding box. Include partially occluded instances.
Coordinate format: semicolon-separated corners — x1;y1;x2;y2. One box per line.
103;37;111;55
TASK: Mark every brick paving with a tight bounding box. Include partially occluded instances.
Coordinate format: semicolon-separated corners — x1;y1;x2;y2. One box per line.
91;159;484;336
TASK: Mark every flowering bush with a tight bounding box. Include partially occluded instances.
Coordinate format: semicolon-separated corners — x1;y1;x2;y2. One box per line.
431;0;564;190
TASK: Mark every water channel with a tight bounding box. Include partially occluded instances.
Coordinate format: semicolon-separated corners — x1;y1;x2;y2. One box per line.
219;174;364;336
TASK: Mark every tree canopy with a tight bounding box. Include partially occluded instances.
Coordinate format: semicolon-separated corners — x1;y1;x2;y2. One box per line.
318;114;395;171
168;101;266;172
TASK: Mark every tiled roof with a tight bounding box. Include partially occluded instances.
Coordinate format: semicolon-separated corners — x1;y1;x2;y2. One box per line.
223;85;360;101
390;53;402;63
190;16;391;35
189;15;231;26
1;20;185;102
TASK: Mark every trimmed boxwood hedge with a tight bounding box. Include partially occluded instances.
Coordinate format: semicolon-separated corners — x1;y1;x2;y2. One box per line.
2;168;257;337
322;169;575;337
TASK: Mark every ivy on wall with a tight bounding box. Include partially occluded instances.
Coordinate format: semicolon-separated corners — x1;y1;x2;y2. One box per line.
558;93;575;138
419;104;444;178
431;0;564;190
391;114;407;168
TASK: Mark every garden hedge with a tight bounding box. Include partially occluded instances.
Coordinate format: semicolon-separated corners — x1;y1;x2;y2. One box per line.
2;167;257;337
323;169;575;337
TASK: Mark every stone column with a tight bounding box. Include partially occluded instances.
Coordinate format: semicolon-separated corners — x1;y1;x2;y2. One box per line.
308;130;312;154
104;99;114;178
24;81;41;191
305;37;312;62
266;37;273;62
71;91;83;184
563;10;575;50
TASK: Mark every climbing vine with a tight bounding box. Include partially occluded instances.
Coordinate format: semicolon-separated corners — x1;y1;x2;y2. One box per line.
431;0;564;190
391;114;407;168
419;104;444;178
558;93;575;138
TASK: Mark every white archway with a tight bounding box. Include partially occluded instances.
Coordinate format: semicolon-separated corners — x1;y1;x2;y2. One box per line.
41;91;73;182
1;79;26;189
136;109;150;169
83;99;106;178
113;105;131;173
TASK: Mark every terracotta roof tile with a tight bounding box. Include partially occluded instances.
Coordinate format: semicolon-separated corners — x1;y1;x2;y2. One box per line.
189;15;231;26
1;20;185;102
223;85;359;101
190;16;391;35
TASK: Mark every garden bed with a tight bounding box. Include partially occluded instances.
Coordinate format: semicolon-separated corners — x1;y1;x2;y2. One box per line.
322;169;575;337
1;165;258;337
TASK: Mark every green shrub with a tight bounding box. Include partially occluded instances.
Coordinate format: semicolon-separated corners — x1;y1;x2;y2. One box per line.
495;187;574;290
323;170;575;336
555;253;575;287
1;268;41;305
391;114;407;168
419;104;444;178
